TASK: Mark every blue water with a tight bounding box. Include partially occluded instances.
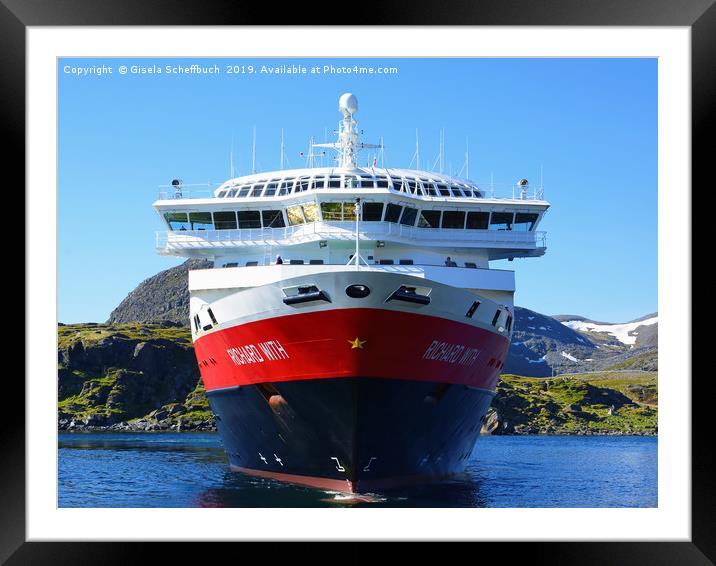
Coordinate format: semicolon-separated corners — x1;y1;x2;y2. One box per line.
58;433;657;507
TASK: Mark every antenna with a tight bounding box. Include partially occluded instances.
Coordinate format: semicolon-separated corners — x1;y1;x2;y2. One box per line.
458;138;469;179
380;136;385;168
416;129;420;170
252;126;257;174
280;129;284;170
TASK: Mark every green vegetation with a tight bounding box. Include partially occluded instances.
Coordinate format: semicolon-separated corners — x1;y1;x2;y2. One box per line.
486;372;658;435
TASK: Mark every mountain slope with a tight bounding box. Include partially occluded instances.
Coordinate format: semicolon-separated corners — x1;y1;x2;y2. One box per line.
107;259;212;324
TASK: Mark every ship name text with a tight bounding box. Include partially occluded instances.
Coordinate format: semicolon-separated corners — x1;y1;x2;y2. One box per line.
226;340;290;366
422;340;482;366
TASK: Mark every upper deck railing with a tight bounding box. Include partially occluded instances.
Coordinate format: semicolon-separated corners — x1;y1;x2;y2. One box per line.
156;221;547;252
156;182;546;202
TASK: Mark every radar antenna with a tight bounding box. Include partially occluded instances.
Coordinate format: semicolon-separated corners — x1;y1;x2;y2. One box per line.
313;93;380;169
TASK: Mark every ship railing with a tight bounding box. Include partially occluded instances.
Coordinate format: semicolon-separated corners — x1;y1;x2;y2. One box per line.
156;222;546;251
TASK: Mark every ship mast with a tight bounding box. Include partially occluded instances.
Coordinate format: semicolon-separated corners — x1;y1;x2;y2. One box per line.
313;93;379;169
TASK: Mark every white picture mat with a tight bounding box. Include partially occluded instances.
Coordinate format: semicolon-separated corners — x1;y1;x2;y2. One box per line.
27;26;689;541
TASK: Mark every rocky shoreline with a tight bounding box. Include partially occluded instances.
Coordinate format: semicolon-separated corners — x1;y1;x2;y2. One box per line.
57;323;658;437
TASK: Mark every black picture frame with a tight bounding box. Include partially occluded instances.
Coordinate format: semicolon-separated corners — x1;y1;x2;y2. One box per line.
7;1;708;563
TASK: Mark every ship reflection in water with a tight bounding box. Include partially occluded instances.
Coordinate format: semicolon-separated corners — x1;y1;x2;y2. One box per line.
58;432;657;508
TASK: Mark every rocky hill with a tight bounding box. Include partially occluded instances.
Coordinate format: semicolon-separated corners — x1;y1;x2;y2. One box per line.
107;258;212;324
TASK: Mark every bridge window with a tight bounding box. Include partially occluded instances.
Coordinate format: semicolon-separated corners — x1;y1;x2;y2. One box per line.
360;176;375;188
321;202;342;221
328;177;342;189
287;206;305;225
164;212;189;231
406;181;418;194
437;184;451;196
237;210;261;229
344;202;358;221
490;212;514;231
277;180;292;196
399;206;418;226
466;211;489;229
345;176;360;189
250;183;265;197
189;212;212;230
384;203;403;223
391;179;404;192
450;186;464;197
263;182;278;197
295;178;311;193
441;210;466;229
238;186;251;197
313;178;326;189
214;211;237;230
418;210;441;228
514;212;539;231
376;178;390;188
302;203;318;223
363;202;384;221
262;210;285;228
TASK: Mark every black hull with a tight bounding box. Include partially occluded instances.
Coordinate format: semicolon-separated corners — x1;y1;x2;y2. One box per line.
207;378;494;493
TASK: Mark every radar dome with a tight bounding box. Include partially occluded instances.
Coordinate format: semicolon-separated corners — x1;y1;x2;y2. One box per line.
339;93;359;114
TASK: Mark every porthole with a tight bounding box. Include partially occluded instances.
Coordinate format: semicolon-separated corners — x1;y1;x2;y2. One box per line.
345;284;371;298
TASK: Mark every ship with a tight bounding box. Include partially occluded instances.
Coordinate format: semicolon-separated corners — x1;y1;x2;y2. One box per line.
152;93;550;493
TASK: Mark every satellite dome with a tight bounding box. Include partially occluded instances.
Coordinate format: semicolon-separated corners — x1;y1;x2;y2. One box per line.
339;93;358;114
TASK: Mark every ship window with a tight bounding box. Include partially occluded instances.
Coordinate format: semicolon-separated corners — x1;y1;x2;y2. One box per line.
345;176;359;189
384;203;403;223
437;184;451;196
328;177;342;188
399;259;414;265
313;178;326;189
465;262;477;268
237;210;261;229
264;182;278;197
360;176;375;188
277;181;291;196
238;186;251;197
344;202;358;222
321;202;343;221
441;210;466;229
492;309;501;326
246;261;258;266
289;259;304;265
466;211;489;229
295;178;311;193
217;190;227;198
262;210;285;228
287;206;305;225
226;188;239;198
514;212;539;231
224;262;238;268
418;210;441;228
376;178;390;188
406;181;418;194
363;202;384;221
490;212;514;231
214;211;237;230
309;259;324;265
164;212;189;231
466;301;480;318
379;259;394;265
426;186;438;196
450;186;464;197
189;212;213;230
207;308;218;325
251;184;265;197
302;203;319;223
391;179;404;192
421;181;435;194
399;206;418;226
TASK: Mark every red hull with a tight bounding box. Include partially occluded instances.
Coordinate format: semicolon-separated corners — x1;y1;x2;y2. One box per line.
194;308;509;392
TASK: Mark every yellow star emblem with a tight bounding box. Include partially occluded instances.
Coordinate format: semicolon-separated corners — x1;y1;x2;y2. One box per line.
348;337;367;349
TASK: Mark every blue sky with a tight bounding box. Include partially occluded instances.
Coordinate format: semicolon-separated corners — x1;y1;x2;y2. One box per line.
58;57;656;323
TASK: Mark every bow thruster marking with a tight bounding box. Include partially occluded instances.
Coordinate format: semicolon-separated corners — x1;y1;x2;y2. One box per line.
331;457;346;472
274;453;284;467
259;452;268;465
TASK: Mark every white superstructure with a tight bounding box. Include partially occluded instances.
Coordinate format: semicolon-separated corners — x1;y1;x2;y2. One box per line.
153;93;550;315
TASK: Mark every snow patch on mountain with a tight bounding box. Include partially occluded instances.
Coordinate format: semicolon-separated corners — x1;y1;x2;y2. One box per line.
561;316;658;346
